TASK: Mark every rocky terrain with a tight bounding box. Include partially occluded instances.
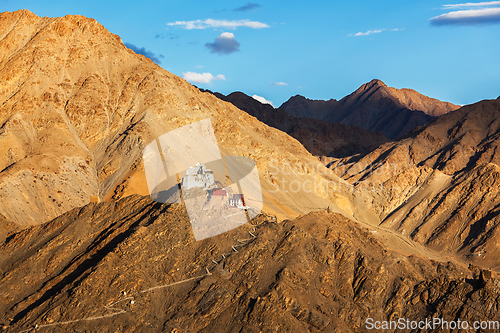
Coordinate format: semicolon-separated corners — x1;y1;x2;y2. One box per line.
0;9;354;227
326;97;500;271
281;80;459;139
1;195;499;332
278;95;338;120
0;214;18;244
206;90;388;157
1;9;500;333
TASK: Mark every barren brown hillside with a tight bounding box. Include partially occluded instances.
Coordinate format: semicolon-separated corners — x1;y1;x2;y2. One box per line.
1;9;500;333
2;196;499;332
0;10;356;227
327;97;500;270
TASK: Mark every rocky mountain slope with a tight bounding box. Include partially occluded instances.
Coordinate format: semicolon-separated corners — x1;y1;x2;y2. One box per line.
0;9;355;227
2;195;499;332
326;97;500;271
207;90;388;158
281;80;460;139
0;214;18;244
2;9;500;333
269;95;337;121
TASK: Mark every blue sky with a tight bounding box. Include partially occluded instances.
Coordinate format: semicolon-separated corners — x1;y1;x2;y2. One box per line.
2;0;500;107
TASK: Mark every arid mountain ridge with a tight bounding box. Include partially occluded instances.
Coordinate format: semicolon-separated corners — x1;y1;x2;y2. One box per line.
1;8;499;279
203;90;389;158
206;76;500;274
207;79;459;158
0;9;355;227
2;195;499;332
326;96;500;270
1;9;500;333
281;79;460;139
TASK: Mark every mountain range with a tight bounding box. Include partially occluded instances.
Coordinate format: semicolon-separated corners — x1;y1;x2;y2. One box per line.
2;195;496;332
327;96;500;270
281;79;460;139
208;79;459;159
204;90;388;158
0;9;351;227
1;9;500;333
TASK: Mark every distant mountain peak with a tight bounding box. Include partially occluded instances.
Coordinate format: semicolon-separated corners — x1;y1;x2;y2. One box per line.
287;94;337;103
355;79;388;97
365;79;387;88
281;79;460;139
289;94;307;100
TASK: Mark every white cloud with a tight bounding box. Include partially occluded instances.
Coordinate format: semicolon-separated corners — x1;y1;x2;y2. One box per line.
167;19;269;30
430;7;500;25
443;1;500;8
252;95;274;106
182;72;226;84
354;29;385;36
349;28;403;37
271;82;288;86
